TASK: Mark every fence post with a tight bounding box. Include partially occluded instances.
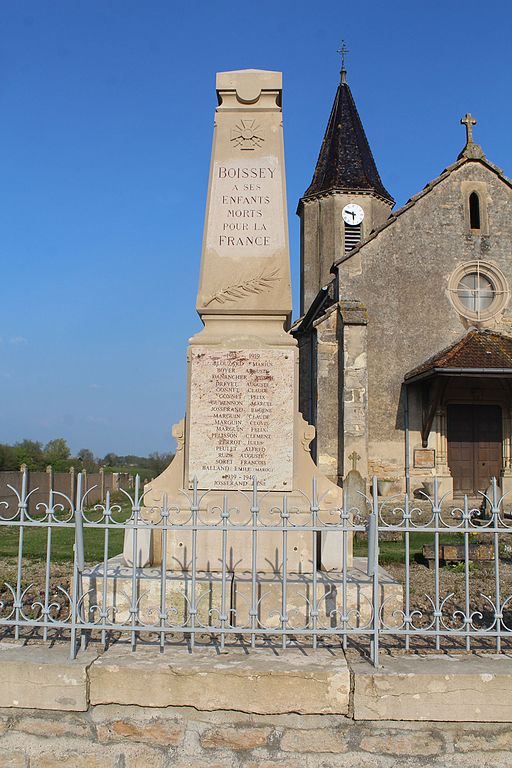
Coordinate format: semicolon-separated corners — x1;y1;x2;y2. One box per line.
69;466;75;506
99;467;105;501
14;467;28;642
491;477;502;653
46;465;53;500
368;476;380;667
70;472;84;659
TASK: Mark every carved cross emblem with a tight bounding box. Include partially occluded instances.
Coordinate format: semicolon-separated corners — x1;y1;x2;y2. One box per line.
348;451;361;472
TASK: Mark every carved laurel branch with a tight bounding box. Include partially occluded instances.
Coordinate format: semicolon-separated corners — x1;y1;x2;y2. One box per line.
204;267;280;306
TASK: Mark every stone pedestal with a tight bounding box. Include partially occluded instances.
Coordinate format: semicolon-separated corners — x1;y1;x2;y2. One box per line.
141;408;347;573
83;556;226;628
83;556;401;630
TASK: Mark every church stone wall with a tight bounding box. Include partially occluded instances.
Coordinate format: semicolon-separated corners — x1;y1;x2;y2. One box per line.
336;161;512;486
313;305;341;483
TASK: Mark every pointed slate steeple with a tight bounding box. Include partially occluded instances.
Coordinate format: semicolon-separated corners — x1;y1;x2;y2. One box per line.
304;74;394;203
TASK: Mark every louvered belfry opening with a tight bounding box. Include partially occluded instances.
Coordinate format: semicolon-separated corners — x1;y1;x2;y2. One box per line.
344;222;362;253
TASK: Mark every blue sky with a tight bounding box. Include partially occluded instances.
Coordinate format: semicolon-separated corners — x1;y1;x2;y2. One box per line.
1;1;511;457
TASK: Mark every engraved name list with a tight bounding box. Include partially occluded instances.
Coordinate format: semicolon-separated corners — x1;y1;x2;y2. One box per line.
188;348;294;490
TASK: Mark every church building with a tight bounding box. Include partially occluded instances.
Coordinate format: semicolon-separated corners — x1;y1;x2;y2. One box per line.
293;59;512;499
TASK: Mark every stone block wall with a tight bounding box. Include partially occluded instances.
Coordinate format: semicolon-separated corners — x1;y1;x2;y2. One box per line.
1;705;512;767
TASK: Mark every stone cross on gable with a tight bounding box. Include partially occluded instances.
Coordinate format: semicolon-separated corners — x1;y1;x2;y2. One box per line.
348;451;361;472
461;113;477;145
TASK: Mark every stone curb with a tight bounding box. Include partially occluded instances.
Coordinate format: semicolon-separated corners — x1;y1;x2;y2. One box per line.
0;643;98;711
352;655;512;721
89;646;350;714
3;642;512;721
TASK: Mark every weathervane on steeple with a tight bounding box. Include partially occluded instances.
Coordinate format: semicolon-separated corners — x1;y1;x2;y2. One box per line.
337;40;350;84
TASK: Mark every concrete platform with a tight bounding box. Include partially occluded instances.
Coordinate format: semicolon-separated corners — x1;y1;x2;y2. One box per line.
352;654;512;721
82;556;229;627
232;558;402;629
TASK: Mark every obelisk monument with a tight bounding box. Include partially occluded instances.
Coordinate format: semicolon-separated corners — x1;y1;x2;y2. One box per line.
127;70;346;573
189;69;294;491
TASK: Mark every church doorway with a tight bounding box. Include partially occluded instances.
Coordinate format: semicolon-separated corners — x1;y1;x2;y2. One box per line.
447;404;502;496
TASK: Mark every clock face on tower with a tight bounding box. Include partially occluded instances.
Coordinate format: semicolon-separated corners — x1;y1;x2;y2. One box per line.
342;203;365;226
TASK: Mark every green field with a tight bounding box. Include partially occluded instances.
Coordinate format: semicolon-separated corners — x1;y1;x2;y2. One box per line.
0;507;131;563
0;515;469;565
354;531;468;564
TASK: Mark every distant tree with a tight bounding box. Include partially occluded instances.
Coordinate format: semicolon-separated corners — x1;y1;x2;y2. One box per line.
14;439;45;470
147;452;174;476
0;443;18;471
77;448;98;473
44;438;71;470
103;453;119;467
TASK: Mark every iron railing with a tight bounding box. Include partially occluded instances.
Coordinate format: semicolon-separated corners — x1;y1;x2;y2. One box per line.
1;470;511;665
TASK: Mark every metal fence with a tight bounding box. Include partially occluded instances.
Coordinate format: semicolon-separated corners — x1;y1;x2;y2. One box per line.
1;470;512;665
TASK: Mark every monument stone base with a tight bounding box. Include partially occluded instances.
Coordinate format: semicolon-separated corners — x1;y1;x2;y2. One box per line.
131;405;349;574
82;556;401;631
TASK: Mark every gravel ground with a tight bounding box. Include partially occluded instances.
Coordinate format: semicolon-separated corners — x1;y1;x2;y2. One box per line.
2;555;512;656
0;558;73;621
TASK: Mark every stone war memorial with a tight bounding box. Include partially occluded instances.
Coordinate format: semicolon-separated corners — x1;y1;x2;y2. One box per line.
4;65;512;768
128;69;345;571
144;71;338;527
115;68;388;631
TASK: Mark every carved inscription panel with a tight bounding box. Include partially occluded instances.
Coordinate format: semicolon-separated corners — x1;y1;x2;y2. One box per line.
188;348;294;490
206;156;285;260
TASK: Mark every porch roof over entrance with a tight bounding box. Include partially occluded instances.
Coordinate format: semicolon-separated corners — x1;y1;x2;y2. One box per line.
404;330;512;384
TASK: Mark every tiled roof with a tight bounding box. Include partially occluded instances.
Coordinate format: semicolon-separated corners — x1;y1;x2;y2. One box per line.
405;331;512;380
303;79;394;203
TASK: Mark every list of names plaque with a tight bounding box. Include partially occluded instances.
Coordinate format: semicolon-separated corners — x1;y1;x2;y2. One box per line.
188;347;294;490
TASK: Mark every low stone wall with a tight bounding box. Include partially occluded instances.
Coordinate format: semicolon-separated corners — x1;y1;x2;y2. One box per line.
1;643;512;766
1;704;512;767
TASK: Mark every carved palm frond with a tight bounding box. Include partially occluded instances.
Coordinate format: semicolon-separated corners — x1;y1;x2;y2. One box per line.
204;267;280;306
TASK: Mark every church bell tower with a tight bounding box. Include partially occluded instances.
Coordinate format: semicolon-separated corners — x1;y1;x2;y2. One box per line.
298;48;394;314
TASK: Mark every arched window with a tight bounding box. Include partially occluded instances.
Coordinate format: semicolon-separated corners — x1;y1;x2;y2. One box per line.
469;192;481;230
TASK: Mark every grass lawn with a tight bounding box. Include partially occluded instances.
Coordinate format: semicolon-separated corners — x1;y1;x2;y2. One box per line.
0;510;469;566
0;507;131;563
353;532;469;564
